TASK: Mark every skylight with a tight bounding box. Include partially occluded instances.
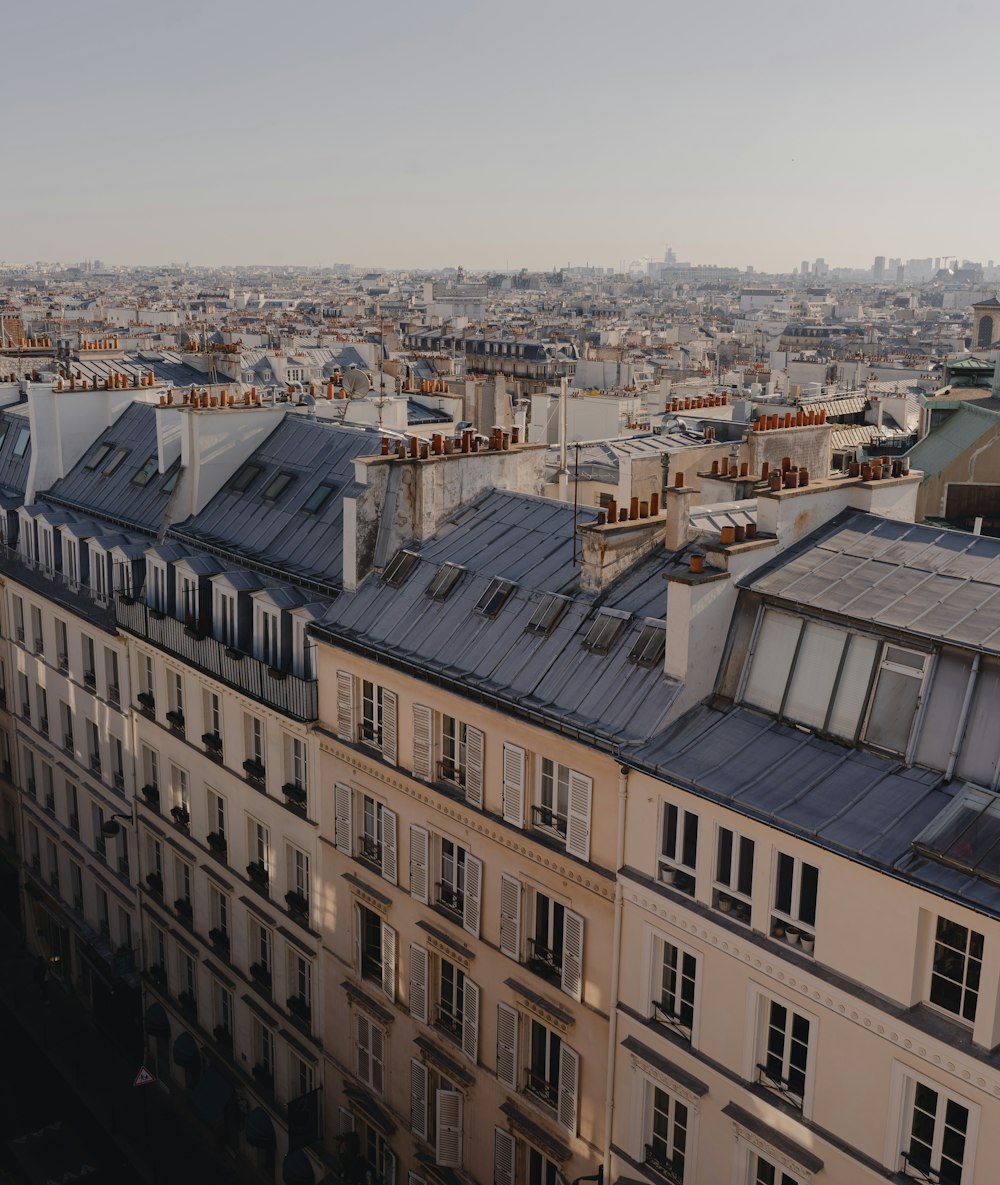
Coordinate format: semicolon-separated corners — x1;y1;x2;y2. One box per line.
85;443;112;471
526;593;568;635
583;610;629;654
382;549;420;587
230;462;262;493
132;455;159;487
162;466;180;494
628;620;666;666
426;563;464;601
262;472;295;502
301;482;338;515
12;427;29;458
102;447;129;476
0;426;8;452
476;577;514;617
913;785;1000;884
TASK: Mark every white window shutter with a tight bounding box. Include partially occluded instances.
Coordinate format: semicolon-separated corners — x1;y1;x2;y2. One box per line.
463;854;482;938
561;909;584;1001
409;944;428;1023
353;904;361;974
435;1089;463;1169
409;825;429;903
412;704;432;780
465;726;484;808
502;743;525;827
557;1044;579;1135
409;1176;427;1185
357;1013;371;1084
381;807;398;885
462;977;479;1065
499;875;522;961
336;670;354;742
381;922;396;1002
383;1146;396;1185
565;770;592;861
410;1058;428;1140
335;783;353;856
494;1128;515;1185
381;690;398;765
496;1002;518;1088
338;1107;355;1136
371;1021;384;1095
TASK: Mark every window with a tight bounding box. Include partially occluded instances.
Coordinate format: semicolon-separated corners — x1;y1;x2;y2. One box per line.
536;758;568;837
898;1075;974;1185
257;605;280;667
301;481;338;514
749;1154;802;1185
92;803;107;860
629;620;666;666
288;844;310;900
209;885;230;941
659;802;698;895
169;671;184;719
286;735;307;790
262;472;294;501
521;1017;580;1133
244;714;266;778
175;857;192;905
652;937;697;1042
253;1017;275;1078
771;852;818;948
583;609;628;654
30;605;42;654
96;886;110;937
290;1055;313;1099
170;764;189;814
436;957;465;1040
149;564;166;612
249;918;272;982
214;588;236;647
929;917;983;1024
382;549;419;587
408;943;479;1064
83;635;96;685
132;455;158;486
356;904;396;1000
207;789;227;843
213;980;234;1038
526;593;568;635
229;462;262;493
249;818;270;872
70;861;83;910
85;443;113;470
204;690;222;741
714;826;754;923
476;577;513;617
643;1082;690;1183
441;716;468;788
411;1061;463;1169
67;782;79;833
288;950;312;1015
179;572;198;624
102;447;129;476
111;735;125;790
356;1011;385;1094
437;837;467;918
526;889;584;999
426;563;464;601
755;996;811;1111
105;648;120;705
142;745;159;793
60;701;73;752
361;680;384;747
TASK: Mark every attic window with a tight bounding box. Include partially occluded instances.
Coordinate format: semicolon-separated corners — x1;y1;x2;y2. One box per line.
162;467;180;494
263;473;295;502
132;455;159;487
85;443;113;471
628;620;666;666
476;578;514;617
526;593;568;635
583;610;629;654
102;448;129;476
382;549;419;587
230;462;262;493
426;562;464;601
12;427;29;457
301;482;338;515
0;426;8;451
913;785;1000;884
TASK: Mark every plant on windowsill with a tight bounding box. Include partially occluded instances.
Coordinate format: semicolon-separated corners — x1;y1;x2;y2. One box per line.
174;896;193;919
202;731;223;753
243;758;265;785
141;783;160;807
137;692;155;712
149;608;166;621
184;617;204;640
251;1062;274;1090
149;961;167;986
224;646;244;661
208;927;230;952
178;990;196;1016
285;889;308;919
286;993;310;1022
207;831;228;856
170;805;190;828
282;782;306;807
247;860;269;888
213;1023;233;1050
145;871;163;895
266;666;287;681
165;709;185;732
119;593;136;606
250;961;272;989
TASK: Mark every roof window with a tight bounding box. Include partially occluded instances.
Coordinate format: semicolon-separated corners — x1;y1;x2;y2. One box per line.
132;455;159;487
526;593;568;635
913;785;1000;884
426;562;464;601
583;609;629;654
12;426;29;458
0;426;8;452
229;462;262;493
85;443;112;471
301;482;338;515
262;472;295;502
161;465;180;494
102;447;129;476
382;549;419;587
628;620;666;666
475;578;514;617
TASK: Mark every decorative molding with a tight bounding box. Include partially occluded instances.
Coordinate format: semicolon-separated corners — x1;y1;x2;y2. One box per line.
628;1052;703;1107
728;1114;816;1181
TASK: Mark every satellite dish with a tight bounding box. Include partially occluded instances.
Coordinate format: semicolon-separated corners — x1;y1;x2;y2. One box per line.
343;365;370;399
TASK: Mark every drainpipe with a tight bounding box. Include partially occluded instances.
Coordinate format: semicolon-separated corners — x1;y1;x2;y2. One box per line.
946;653;980;781
603;764;629;1184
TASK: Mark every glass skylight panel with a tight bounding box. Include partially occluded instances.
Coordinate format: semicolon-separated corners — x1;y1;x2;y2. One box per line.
583;610;629;654
475;577;514;617
382;549;419;587
526;593;568;635
426;563;464;601
914;785;1000;883
162;465;180;494
85;443;113;471
262;472;295;501
12;427;29;458
628;620;666;666
132;455;159;487
301;482;338;515
230;462;262;493
0;426;8;452
101;447;129;476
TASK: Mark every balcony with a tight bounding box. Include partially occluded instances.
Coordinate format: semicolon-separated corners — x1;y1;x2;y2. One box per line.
644;1145;684;1185
115;598;318;723
523;1067;558;1109
0;545;114;630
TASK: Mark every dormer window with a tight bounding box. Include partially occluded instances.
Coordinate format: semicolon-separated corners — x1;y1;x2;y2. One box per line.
256;604;280;669
63;537;79;588
90;547;108;601
147;560;167;612
214;586;237;647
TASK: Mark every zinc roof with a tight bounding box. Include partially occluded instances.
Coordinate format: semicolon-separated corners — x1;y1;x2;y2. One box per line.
0;407;31;495
905;404;1000;478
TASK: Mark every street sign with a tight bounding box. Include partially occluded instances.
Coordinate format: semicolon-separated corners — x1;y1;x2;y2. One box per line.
133;1066;156;1087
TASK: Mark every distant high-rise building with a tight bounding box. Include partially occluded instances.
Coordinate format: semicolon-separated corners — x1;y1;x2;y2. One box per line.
663;246;676;265
896;264;905;283
873;256;886;282
801;260;810;275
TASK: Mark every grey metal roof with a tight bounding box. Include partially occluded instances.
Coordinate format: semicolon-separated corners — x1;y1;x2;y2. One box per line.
0;407;31;496
171;418;380;589
44;401;177;532
743;510;1000;657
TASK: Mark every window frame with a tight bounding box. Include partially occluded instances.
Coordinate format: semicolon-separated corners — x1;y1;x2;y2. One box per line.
658;801;699;896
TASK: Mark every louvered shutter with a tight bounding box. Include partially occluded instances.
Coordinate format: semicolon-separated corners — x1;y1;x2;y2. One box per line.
461;978;479;1065
463;854;482;937
465;726;484;808
496;1002;518;1088
410;1058;428;1140
409;825;429;903
557;1044;579;1134
357;1012;371;1084
381;807;398;885
561;909;584;1001
381;690;398;765
409;944;428;1022
502;743;525;827
435;1089;463;1169
370;1020;384;1095
565;770;592;861
494;1128;515;1185
353;904;361;974
412;703;432;780
381;922;396;1002
336;671;354;742
409;1175;427;1185
335;783;353;855
383;1147;396;1185
499;875;522;960
338;1107;355;1136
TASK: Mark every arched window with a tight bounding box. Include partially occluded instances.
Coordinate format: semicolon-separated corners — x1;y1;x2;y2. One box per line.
978;315;994;348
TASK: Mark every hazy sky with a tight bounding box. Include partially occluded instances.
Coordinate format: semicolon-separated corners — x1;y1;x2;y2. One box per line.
5;0;998;272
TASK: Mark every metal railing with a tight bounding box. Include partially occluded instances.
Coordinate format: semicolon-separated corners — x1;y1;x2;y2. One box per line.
523;1068;558;1108
115;597;317;722
653;998;693;1042
644;1146;684;1185
755;1062;804;1110
1;546;114;630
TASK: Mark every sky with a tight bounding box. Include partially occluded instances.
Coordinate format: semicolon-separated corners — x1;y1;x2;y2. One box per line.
4;0;999;273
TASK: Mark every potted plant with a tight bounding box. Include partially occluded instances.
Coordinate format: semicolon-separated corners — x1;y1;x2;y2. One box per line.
285;889;308;918
799;933;815;955
141;783;160;807
174;896;193;918
145;871;163;894
243;758;265;784
282;782;307;807
209;927;230;951
286;993;310;1021
202;731;223;753
149;961;167;986
137;691;155;712
170;805;190;827
250;961;272;988
207;831;228;856
224;646;244;661
165;709;185;732
247;860;269;887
